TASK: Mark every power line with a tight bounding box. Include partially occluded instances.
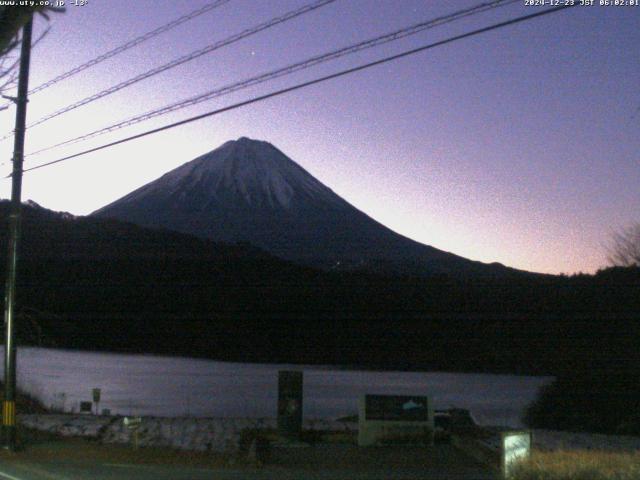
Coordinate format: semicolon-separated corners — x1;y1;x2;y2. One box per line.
19;4;575;176
0;0;232;111
28;0;520;158
29;0;233;97
0;0;336;142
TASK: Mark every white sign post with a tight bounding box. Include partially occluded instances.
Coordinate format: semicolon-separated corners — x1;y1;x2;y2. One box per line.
124;416;143;450
501;430;531;478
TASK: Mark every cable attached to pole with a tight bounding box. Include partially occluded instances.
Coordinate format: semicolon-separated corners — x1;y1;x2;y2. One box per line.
9;0;232;101
3;16;33;452
27;0;520;158
20;4;575;175
0;0;336;141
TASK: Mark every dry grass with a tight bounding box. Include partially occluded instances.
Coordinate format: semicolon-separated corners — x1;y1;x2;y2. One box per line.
0;428;256;468
510;450;640;480
0;427;356;469
0;435;242;468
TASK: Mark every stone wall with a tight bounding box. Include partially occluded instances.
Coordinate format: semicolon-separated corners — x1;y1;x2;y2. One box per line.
18;414;640;454
18;414;355;453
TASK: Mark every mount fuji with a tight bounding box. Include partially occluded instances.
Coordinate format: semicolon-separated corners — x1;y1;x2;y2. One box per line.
93;137;517;277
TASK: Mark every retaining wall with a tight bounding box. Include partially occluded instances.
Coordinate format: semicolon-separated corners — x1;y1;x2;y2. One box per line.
18;414;355;453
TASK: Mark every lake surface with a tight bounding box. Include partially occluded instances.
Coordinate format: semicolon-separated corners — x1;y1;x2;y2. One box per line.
5;347;551;427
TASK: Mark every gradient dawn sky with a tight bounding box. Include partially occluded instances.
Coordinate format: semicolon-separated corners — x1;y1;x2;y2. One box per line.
0;0;637;275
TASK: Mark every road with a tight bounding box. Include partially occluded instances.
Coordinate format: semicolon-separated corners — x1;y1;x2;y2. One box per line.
0;440;498;479
0;461;223;480
0;450;498;479
0;461;498;480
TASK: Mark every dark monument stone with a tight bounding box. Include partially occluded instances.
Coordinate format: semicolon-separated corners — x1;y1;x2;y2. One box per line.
79;401;93;414
277;371;303;439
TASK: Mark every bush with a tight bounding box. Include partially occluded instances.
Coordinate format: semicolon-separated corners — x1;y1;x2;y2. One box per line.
523;370;640;435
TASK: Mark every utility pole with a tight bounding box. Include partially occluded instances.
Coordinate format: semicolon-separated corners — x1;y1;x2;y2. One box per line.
3;16;33;451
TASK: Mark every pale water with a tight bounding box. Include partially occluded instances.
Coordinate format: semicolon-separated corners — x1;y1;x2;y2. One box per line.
4;347;551;427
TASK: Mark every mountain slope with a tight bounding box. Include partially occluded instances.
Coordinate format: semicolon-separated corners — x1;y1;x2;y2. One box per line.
93;137;519;276
1;201;638;374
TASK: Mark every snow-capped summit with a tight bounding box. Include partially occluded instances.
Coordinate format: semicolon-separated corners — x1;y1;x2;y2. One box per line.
93;137;515;276
143;136;344;211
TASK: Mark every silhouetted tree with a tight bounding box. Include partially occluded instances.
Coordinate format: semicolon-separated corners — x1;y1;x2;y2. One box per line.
524;370;640;435
607;223;640;267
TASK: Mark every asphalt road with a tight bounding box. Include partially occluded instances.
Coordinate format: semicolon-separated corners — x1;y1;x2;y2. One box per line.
0;442;498;479
0;462;498;480
0;461;222;480
0;458;498;479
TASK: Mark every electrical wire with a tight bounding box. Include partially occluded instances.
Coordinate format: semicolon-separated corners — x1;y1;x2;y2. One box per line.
33;0;232;95
0;0;336;141
0;0;232;110
27;0;520;158
18;4;576;176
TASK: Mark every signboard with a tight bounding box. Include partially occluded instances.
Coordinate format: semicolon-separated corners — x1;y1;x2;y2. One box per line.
358;394;434;447
124;417;143;450
123;416;142;429
365;395;429;421
79;401;93;414
502;431;531;477
277;371;303;439
92;388;101;403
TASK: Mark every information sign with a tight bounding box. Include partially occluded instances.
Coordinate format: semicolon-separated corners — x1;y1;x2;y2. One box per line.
502;431;531;477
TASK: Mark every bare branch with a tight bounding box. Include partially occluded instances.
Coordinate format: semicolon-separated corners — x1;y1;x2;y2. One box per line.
0;7;63;95
607;224;640;267
0;6;63;56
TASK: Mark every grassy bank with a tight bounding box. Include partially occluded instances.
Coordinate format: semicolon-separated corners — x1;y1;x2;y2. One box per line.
0;381;48;414
0;433;245;468
511;451;640;480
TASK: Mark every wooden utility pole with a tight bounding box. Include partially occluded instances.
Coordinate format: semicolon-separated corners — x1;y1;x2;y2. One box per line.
3;16;33;451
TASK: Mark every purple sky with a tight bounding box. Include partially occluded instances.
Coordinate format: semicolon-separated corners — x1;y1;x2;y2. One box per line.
0;0;637;274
